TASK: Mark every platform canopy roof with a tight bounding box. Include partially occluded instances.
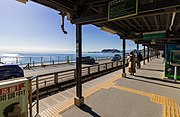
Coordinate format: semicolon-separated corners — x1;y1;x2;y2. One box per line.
19;0;180;50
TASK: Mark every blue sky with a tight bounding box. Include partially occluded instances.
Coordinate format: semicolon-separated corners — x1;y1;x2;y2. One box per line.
0;0;141;53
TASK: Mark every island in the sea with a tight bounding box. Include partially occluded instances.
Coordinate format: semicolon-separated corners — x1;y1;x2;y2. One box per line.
101;49;121;53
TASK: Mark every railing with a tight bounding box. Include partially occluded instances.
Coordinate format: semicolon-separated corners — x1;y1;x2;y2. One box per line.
0;55;113;68
28;59;128;116
29;75;39;117
29;59;128;89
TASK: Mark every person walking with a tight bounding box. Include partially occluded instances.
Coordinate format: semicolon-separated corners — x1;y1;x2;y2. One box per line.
128;51;136;75
137;52;143;69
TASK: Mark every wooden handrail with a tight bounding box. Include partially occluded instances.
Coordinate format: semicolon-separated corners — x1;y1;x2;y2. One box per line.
28;59;130;116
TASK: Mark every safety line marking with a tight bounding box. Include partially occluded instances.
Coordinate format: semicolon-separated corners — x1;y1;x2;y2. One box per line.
112;85;180;117
38;73;180;117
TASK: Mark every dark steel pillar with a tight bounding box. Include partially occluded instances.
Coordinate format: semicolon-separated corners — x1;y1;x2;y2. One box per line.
122;38;126;77
143;45;145;65
74;24;84;106
137;44;139;66
147;46;150;62
137;44;139;54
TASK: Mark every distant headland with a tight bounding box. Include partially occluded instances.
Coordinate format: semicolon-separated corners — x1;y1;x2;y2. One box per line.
101;49;121;53
88;49;121;53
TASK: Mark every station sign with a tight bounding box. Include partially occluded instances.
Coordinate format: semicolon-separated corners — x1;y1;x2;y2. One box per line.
143;31;166;40
0;78;28;117
108;0;138;21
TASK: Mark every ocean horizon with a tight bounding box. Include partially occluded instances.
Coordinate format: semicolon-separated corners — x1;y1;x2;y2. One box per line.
0;52;130;66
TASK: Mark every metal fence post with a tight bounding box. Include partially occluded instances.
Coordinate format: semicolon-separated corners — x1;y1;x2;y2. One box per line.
50;57;52;65
58;56;60;64
67;56;70;64
30;57;31;67
16;57;18;64
41;56;43;66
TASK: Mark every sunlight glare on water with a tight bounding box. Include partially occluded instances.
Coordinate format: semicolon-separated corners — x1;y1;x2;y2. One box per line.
0;54;20;64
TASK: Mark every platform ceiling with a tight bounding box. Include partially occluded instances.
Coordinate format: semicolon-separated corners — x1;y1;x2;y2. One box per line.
23;0;180;50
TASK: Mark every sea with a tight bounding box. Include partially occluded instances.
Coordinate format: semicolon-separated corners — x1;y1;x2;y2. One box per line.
0;52;124;67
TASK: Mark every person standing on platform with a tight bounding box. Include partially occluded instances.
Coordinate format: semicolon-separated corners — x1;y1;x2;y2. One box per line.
137;51;143;69
128;51;136;75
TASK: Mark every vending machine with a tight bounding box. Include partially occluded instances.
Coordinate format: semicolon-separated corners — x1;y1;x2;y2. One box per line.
170;50;180;81
165;44;180;80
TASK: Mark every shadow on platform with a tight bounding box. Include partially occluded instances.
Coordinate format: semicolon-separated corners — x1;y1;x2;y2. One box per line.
140;68;164;72
126;75;180;90
78;104;101;117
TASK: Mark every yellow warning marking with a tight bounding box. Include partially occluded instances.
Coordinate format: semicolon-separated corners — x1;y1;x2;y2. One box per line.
38;74;180;117
38;74;121;117
112;85;180;117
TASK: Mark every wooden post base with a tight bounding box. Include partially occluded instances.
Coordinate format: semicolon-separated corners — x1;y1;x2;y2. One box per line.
74;97;84;107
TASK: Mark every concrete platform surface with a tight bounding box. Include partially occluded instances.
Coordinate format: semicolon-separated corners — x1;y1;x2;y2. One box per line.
35;58;180;117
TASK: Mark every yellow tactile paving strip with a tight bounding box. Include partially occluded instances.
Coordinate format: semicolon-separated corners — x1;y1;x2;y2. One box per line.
112;85;180;117
38;75;180;117
38;75;120;117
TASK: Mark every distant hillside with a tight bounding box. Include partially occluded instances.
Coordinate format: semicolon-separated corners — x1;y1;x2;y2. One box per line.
101;49;121;53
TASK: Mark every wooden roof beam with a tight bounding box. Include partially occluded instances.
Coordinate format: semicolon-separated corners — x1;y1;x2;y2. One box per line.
125;19;138;31
31;0;76;14
104;23;124;35
175;14;180;31
113;21;128;31
80;0;111;5
142;17;151;30
166;14;171;30
154;15;159;30
71;13;107;24
118;20;132;31
133;19;144;30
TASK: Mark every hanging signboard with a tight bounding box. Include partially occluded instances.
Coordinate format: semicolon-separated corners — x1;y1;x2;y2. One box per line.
0;78;28;117
108;0;138;21
143;30;166;40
